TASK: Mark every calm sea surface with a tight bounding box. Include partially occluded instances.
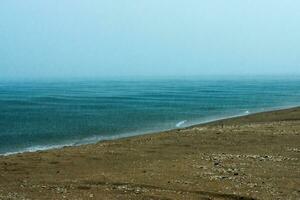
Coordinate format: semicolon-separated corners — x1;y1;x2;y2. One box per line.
0;77;299;155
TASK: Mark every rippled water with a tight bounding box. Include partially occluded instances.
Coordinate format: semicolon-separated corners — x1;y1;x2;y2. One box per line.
0;77;299;154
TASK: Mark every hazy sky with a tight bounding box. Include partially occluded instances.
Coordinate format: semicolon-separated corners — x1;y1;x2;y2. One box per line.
1;1;300;79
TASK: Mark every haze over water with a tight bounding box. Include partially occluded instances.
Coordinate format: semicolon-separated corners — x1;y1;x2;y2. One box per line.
1;77;299;154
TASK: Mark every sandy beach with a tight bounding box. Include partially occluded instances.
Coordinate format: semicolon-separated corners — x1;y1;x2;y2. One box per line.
0;107;299;200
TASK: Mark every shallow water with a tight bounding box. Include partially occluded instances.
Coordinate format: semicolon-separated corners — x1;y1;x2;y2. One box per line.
0;77;299;154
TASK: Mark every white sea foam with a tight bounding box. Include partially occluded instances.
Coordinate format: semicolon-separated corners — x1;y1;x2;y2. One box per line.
1;144;74;156
176;120;187;127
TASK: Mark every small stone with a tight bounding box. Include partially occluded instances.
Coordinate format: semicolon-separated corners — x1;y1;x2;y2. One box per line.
214;161;220;166
89;194;94;198
135;188;141;194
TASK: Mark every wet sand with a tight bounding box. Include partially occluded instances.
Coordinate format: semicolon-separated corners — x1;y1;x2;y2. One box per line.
0;107;299;200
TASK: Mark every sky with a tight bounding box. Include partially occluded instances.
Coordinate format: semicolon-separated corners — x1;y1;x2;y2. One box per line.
0;1;300;80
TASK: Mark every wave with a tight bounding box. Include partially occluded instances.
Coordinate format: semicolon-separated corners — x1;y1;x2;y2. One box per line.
0;131;156;157
1;143;74;156
176;120;187;127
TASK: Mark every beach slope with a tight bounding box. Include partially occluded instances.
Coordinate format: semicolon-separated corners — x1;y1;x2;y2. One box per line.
0;107;299;199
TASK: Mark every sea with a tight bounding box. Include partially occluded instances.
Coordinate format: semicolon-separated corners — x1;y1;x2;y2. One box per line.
0;76;299;155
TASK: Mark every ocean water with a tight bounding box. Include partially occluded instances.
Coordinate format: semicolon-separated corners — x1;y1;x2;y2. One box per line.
0;77;299;155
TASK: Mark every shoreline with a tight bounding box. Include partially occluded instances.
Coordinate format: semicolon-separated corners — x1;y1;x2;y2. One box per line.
0;105;299;199
1;104;299;157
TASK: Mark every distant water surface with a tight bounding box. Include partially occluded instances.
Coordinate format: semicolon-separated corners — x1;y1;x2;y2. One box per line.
0;77;299;154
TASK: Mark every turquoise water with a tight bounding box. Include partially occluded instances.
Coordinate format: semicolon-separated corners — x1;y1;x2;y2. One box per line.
0;77;299;155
